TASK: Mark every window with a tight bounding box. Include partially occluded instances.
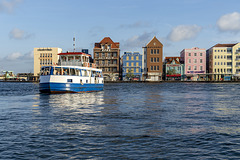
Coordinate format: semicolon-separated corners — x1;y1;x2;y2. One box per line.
188;53;191;56
151;66;153;70
151;58;153;62
136;62;139;66
151;49;153;54
136;68;139;73
136;56;139;60
157;50;159;54
200;53;202;56
126;62;129;66
131;62;134;66
157;58;159;62
154;66;156;70
131;56;134;60
200;59;203;63
188;66;191;70
154;49;156;54
194;53;197;56
194;59;197;63
157;66;159;70
126;56;129;60
154;58;156;62
40;53;42;57
67;79;72;83
188;59;191;63
200;66;203;71
194;66;197;70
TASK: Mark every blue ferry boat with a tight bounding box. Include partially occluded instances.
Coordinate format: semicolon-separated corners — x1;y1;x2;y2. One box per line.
39;52;104;93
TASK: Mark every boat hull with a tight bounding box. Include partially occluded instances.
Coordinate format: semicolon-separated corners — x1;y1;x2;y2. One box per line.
40;82;104;93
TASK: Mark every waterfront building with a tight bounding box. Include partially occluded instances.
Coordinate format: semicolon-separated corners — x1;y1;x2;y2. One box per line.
163;57;183;81
93;37;120;81
207;43;240;81
180;47;206;81
122;52;143;81
142;36;163;81
34;47;62;77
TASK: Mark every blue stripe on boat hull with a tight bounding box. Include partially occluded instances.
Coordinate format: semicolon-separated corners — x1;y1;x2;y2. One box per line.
40;82;104;93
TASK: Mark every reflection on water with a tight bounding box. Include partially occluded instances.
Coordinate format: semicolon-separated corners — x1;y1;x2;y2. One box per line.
1;82;240;159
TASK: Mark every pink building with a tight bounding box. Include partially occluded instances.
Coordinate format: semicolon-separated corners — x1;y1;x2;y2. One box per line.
180;47;206;80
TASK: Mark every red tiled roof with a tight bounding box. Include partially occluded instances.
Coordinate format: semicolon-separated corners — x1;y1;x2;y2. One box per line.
58;52;91;57
94;37;119;49
213;43;237;47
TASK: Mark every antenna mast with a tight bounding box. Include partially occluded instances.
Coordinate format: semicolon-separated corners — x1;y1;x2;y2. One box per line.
73;34;76;52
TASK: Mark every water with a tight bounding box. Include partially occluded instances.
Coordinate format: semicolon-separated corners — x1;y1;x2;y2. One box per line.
0;82;240;159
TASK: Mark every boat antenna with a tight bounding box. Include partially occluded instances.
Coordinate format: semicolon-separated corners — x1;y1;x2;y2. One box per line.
73;34;76;52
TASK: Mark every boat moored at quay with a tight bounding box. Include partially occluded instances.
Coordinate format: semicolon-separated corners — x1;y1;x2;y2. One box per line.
39;51;104;93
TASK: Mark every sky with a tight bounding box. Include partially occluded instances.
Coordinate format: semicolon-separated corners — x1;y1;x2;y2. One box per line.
1;0;240;73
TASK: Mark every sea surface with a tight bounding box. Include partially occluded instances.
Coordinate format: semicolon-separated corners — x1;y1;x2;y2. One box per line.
0;82;240;159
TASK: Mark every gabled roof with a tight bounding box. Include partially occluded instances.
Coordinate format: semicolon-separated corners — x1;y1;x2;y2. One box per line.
94;37;119;49
213;43;237;48
145;36;163;47
165;57;181;64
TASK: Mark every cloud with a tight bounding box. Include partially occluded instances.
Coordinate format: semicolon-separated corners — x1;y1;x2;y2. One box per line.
167;25;202;42
121;32;155;51
9;28;33;40
0;0;22;13
1;50;33;61
217;12;240;32
6;52;22;60
119;21;150;29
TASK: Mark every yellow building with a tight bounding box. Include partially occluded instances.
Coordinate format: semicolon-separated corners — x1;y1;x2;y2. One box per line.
34;48;62;77
207;43;240;81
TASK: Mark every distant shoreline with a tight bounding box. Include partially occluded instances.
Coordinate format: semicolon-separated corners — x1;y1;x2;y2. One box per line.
1;80;240;83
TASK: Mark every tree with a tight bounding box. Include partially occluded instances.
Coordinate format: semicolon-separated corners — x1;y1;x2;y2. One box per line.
126;69;134;80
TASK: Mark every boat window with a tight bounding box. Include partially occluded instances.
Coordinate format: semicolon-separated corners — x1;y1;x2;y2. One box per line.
80;79;83;85
63;68;70;75
82;70;88;77
67;79;72;83
70;68;75;76
41;67;50;76
76;69;80;76
92;71;96;77
86;80;88;83
54;67;61;75
96;71;103;78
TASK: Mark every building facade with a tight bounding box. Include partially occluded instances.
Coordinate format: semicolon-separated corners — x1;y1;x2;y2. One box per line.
93;37;120;81
207;43;240;81
34;47;62;76
180;47;206;81
122;52;142;81
164;57;183;81
142;36;163;81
